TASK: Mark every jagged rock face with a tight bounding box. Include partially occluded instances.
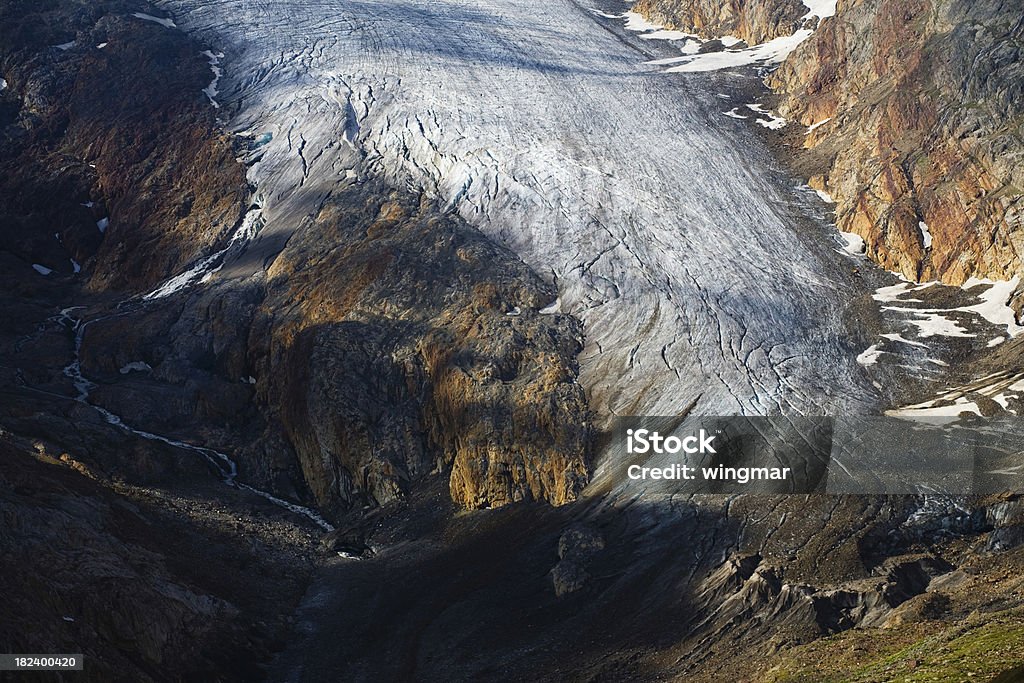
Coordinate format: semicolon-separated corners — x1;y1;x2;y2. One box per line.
77;182;591;516
631;0;807;44
255;188;590;514
768;0;1024;290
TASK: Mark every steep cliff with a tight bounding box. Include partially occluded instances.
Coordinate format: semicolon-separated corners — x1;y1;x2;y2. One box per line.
767;0;1024;296
631;0;808;45
255;186;590;514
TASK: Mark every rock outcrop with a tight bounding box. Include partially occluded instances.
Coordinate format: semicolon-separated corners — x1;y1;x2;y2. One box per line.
630;0;808;45
767;0;1024;292
0;429;318;682
256;186;590;514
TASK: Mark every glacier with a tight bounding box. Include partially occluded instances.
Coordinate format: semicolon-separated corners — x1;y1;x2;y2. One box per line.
154;0;882;424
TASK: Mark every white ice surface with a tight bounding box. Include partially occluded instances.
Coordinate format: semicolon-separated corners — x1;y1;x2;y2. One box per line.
839;232;865;255
154;0;880;421
132;12;177;28
918;221;932;249
801;0;838;20
120;361;153;374
806;117;831;133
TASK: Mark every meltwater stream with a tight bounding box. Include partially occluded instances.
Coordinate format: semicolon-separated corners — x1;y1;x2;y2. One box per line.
49;225;335;532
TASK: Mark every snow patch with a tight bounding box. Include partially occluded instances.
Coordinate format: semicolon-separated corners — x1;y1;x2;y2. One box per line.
887;399;981;423
32;264;53;275
622;11;662;32
641;29;697;41
96;217;109;233
987;336;1005;348
97;42;108;49
746;103;787;130
54;41;76;51
654;29;815;73
723;108;747;120
856;344;883;366
918;221;932;249
889;310;974;339
801;0;838;20
839;232;865;255
880;333;927;349
889;371;1024;420
872;282;922;304
119;361;152;374
678;39;702;55
806;117;831;133
144;209;262;300
959;277;1024;337
201;50;224;108
132;12;177;28
539;297;562;315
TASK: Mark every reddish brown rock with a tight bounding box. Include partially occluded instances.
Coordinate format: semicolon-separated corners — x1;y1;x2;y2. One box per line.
768;0;1024;292
631;0;807;45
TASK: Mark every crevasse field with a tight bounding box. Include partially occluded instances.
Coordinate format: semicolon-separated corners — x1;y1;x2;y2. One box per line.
155;0;884;429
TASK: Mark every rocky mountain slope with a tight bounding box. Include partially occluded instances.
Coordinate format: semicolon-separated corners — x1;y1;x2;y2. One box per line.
631;0;809;44
633;0;1024;312
3;0;1024;680
768;0;1024;299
